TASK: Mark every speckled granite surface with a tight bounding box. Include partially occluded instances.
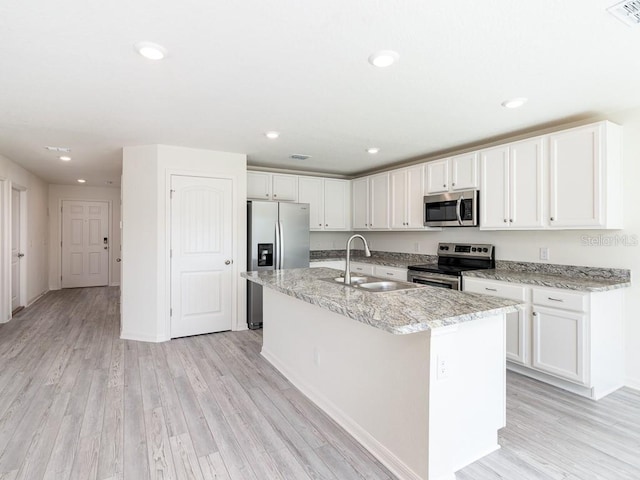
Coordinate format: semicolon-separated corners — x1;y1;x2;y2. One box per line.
463;269;630;292
310;250;437;268
242;267;520;335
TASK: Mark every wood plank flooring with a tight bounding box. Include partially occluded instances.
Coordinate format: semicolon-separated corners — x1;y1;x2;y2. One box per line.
0;286;638;480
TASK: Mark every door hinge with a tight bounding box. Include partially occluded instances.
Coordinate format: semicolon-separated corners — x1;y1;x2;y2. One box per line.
170;189;175;199
60;241;62;247
170;308;173;317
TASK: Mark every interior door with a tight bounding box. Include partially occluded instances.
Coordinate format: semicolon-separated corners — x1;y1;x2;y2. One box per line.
11;188;21;311
170;175;233;338
62;201;109;288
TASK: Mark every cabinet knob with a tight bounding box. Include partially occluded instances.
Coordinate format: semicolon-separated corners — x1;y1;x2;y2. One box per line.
550;217;555;221
325;224;328;227
452;182;456;186
319;223;322;226
443;184;447;188
265;194;269;197
503;219;507;223
273;194;277;197
509;219;513;223
532;312;538;316
225;259;232;265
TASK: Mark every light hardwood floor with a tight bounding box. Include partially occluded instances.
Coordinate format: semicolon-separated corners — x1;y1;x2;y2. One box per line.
0;287;638;480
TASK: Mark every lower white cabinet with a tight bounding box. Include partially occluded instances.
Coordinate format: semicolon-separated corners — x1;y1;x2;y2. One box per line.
463;276;625;400
310;261;408;281
372;265;408;281
349;262;375;276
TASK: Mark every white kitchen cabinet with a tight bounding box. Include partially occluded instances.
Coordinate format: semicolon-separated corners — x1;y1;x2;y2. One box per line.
390;165;425;229
480;137;545;230
425;153;478;194
352;173;390;230
464;278;530;365
247;172;298;201
548;121;622;229
349;262;375;275
352;177;369;229
373;265;408;281
532;305;586;384
298;177;350;231
463;276;625;399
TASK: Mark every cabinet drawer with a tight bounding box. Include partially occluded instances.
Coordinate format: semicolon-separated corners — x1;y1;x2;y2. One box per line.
464;278;527;301
350;262;375;275
373;265;407;281
532;288;588;312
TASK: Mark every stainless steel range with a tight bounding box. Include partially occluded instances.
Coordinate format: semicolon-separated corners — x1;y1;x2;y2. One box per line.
407;243;495;290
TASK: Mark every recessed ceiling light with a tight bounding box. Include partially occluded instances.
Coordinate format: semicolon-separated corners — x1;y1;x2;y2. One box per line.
134;42;167;60
367;147;380;154
77;179;86;183
265;131;280;139
501;97;528;109
368;50;399;68
59;156;71;161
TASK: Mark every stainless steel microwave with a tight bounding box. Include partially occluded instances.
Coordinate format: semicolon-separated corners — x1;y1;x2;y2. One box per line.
423;190;479;227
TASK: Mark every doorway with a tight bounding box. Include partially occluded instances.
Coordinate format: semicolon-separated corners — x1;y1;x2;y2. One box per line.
11;187;24;313
61;200;109;288
170;175;234;338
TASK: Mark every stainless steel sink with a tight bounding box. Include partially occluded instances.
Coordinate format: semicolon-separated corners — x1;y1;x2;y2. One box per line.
321;276;424;293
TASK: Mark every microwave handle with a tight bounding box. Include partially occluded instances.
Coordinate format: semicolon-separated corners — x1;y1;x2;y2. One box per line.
456;197;463;225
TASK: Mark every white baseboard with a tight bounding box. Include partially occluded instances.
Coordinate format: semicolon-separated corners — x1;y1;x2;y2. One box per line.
262;347;425;480
27;290;49;307
120;331;168;343
625;377;640;391
109;282;120;287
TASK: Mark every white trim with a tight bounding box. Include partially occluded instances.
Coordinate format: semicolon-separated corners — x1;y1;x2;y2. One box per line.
27;290;48;307
626;377;640;391
261;347;426;480
110;282;121;287
0;177;10;323
120;330;167;343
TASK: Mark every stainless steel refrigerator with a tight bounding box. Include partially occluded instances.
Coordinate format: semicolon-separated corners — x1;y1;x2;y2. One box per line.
247;201;310;329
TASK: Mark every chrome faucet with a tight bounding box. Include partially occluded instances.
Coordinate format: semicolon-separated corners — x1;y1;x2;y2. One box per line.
344;234;372;284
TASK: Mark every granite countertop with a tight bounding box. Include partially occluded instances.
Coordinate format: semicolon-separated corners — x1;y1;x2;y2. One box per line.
463;269;630;292
310;250;437;269
242;267;520;335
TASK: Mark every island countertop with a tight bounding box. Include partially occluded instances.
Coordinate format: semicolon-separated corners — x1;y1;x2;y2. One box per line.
242;267;521;335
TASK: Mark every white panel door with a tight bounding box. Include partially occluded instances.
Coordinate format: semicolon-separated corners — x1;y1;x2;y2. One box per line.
247;171;271;200
171;175;233;338
406;164;426;228
271;174;298;201
351;177;369;229
369;172;390;230
11;188;21;311
390;169;408;229
425;159;449;194
62;200;109;288
450;153;478;191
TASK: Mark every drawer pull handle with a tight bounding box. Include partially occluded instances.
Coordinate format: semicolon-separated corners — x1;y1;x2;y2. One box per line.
485;287;498;292
548;297;564;302
386;273;393;276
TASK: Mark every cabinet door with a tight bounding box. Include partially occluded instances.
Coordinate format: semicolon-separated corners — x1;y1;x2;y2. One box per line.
349;262;375;275
450;153;478;191
373;265;408;281
479;146;509;229
369;173;390;229
352;177;369;229
406;164;426;228
510;137;545;229
425;159;449;194
272;174;298;201
247;172;271;200
324;179;350;230
390;169;408;229
549;124;602;228
532;306;587;384
298;177;324;230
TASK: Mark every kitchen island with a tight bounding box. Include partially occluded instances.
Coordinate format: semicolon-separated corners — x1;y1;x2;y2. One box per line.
242;267;521;480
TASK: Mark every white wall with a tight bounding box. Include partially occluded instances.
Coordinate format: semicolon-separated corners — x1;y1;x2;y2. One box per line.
48;184;122;290
0;153;49;321
312;106;640;390
121;145;247;342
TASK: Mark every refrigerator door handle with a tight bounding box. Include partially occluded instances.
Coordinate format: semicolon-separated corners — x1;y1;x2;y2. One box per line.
279;221;285;269
274;222;281;269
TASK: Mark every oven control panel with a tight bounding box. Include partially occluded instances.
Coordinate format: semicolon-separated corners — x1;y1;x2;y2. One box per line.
438;243;494;258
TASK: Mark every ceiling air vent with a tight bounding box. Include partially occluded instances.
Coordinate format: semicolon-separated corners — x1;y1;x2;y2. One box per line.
608;0;640;26
44;146;71;152
290;154;311;161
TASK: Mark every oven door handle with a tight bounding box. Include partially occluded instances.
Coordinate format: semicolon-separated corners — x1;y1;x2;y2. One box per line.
410;273;460;289
456;196;463;225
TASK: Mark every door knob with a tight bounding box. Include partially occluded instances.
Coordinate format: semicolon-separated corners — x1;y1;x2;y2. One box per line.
225;260;232;265
116;258;122;263
17;253;25;258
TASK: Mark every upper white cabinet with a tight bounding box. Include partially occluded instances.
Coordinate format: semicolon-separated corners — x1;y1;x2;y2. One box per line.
425;153;478;194
480;137;545;230
247;172;298;201
298;176;350;231
352;173;390;230
390;165;425;229
549;121;622;229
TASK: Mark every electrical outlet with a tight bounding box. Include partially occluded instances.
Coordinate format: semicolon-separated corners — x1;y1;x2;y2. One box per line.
539;247;549;261
437;355;449;379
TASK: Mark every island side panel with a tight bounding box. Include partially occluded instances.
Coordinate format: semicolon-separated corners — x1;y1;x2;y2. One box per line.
261;288;431;480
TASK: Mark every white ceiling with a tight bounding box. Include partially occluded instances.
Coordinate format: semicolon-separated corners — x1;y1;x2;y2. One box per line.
1;0;639;186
